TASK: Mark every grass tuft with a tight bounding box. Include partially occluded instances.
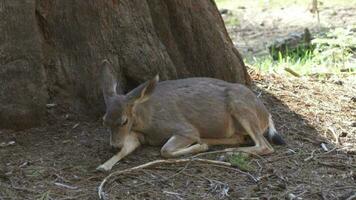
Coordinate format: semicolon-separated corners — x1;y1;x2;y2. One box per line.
228;153;253;171
246;27;355;76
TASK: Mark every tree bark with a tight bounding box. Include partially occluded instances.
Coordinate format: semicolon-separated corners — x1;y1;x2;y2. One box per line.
0;0;249;130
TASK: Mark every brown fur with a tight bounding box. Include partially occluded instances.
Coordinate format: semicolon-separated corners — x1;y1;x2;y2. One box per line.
96;60;283;171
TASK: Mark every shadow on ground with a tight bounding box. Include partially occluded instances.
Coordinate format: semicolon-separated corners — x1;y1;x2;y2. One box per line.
0;75;355;199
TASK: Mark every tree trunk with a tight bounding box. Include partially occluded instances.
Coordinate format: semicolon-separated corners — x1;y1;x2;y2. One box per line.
0;0;249;130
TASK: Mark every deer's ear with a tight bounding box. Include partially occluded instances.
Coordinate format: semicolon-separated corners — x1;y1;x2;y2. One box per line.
126;75;159;105
100;60;118;105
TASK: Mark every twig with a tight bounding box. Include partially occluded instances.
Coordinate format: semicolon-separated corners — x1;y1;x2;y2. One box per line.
257;173;274;181
267;152;309;163
192;148;267;162
308;72;356;77
54;182;78;190
98;158;246;199
57;194;88;200
284;67;301;77
346;193;356;200
0;141;15;148
298;135;324;145
327;127;339;144
317;161;353;169
134;160;193;188
72;123;80;129
304;150;316;161
163;191;184;200
323;147;337;155
255;160;263;174
303;147;338;162
6;183;40;194
201;163;258;182
180;171;231;198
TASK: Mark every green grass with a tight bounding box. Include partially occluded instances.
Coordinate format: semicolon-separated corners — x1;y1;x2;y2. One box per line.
246;27;356;76
215;0;356;10
215;0;356;75
224;16;240;26
228;153;253;171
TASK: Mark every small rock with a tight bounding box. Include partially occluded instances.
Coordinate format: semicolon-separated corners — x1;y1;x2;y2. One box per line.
5;171;12;176
219;9;230;15
340;132;348;137
287;193;297;200
217;155;226;161
351;97;356;103
320;143;329;152
286;148;296;155
333;80;343;85
352;122;356;127
0;141;15;148
46;103;57;108
287;193;303;200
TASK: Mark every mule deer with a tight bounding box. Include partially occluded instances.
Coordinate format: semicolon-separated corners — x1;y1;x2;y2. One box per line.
97;60;285;171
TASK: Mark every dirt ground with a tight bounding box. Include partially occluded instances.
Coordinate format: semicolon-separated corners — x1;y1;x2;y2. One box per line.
221;2;356;57
1;72;355;200
1;3;356;200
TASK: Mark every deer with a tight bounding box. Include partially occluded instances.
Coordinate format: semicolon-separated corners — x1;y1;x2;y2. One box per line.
96;60;285;172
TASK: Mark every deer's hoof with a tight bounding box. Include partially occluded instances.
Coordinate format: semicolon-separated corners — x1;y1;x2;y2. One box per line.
96;164;111;172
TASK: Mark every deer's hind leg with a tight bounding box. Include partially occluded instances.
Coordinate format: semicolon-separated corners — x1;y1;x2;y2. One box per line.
227;107;274;155
160;134;209;158
201;134;247;146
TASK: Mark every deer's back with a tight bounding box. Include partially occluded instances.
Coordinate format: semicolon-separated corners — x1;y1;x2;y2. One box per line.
133;78;261;145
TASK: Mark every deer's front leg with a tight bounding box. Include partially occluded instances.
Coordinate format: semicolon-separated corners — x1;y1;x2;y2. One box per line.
96;132;141;172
